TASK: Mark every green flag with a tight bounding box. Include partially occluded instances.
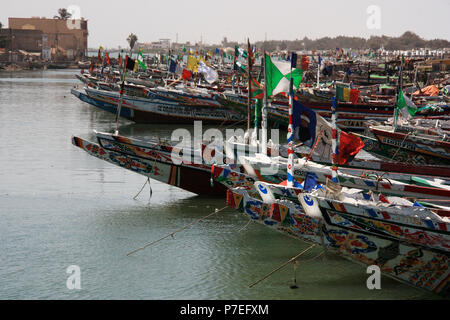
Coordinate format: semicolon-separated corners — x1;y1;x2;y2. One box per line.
265;53;303;97
397;90;417;119
137;49;147;71
235;45;248;58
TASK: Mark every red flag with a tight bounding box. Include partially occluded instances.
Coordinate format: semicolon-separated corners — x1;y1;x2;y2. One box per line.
118;55;122;68
182;68;192;80
89;58;94;74
97;49;102;63
337;131;365;164
106;52;110;65
301;55;310;70
349;89;360;104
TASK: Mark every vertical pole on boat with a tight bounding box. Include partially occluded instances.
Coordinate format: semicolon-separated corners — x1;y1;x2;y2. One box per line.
287;52;297;188
247;38;252;139
317;54;321;88
261;52;268;155
331;97;339;183
114;55;128;135
393;56;403;131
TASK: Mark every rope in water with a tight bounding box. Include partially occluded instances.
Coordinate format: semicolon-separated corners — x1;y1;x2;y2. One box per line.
133;177;150;200
248;243;317;288
126;206;228;256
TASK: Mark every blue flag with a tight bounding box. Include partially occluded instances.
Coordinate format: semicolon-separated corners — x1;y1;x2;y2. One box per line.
169;59;177;73
291;52;297;68
292;99;317;148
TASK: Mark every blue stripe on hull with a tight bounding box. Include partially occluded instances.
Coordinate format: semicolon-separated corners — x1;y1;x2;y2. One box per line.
72;89;134;120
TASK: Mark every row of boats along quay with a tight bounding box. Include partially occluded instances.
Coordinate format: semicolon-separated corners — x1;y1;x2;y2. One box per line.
70;37;450;298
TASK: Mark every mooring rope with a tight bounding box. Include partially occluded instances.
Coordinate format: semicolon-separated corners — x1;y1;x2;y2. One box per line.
390;131;411;162
236;219;252;232
248;243;317;288
133;177;150;200
126;206;228;256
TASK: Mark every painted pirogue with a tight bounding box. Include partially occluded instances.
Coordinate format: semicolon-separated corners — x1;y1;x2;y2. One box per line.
225;184;449;295
71;131;227;196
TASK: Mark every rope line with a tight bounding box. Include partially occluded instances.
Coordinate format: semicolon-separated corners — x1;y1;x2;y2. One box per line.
126;206;228;256
248;243;317;288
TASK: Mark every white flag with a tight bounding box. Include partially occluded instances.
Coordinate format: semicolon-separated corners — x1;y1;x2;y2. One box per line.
198;61;218;84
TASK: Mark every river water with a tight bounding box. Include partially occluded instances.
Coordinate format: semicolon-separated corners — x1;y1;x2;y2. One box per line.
0;69;439;299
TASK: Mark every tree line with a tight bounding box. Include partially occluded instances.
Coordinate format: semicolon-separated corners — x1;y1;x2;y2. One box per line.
255;32;450;51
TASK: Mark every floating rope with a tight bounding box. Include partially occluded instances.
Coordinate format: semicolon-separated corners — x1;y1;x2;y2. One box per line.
133;177;150;200
237;219;252;232
248;243;317;288
126;206;228;256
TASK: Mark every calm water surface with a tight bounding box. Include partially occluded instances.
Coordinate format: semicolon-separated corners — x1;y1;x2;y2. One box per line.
0;70;440;299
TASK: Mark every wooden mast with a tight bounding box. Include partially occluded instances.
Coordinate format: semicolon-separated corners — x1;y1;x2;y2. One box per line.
247;38;252;139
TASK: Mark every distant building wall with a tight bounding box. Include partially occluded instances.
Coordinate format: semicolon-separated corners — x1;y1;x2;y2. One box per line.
8;17;88;59
0;29;43;52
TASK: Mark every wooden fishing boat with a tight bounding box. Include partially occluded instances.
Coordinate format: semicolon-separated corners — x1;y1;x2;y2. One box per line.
71;132;227;196
72;86;246;124
226;185;450;295
71;87;134;120
211;152;450;203
367;124;450;165
215;89;450;131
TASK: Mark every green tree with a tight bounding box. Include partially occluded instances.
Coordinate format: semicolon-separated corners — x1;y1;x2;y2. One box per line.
54;8;72;20
127;33;138;52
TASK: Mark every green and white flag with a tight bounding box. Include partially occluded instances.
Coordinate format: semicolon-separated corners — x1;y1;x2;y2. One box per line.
234;60;246;73
265;53;303;97
235;45;248;58
397;90;417;119
137;49;147;71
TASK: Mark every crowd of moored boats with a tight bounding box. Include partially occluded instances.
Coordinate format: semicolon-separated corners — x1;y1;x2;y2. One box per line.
71;48;450;296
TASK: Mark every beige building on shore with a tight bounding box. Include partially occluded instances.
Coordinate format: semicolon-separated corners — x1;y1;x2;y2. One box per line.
8;17;88;60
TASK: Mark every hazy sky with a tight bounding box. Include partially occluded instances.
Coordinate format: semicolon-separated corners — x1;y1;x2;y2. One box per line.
2;0;449;48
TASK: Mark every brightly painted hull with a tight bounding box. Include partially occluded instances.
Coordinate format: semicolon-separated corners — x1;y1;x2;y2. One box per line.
227;188;450;296
72;136;227;196
71;88;134;120
369;126;450;166
212;161;450;200
83;88;245;124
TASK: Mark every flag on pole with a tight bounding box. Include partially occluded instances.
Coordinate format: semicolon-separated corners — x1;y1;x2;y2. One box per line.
250;76;264;99
125;56;136;71
182;68;192;80
187;55;199;72
397;90;417;119
97;47;103;63
105;52;110;65
265;53;303;97
198;61;218;84
235;45;248;58
169;58;177;73
137;49;147;71
234;60;246;73
336;85;360;104
292;99;364;164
